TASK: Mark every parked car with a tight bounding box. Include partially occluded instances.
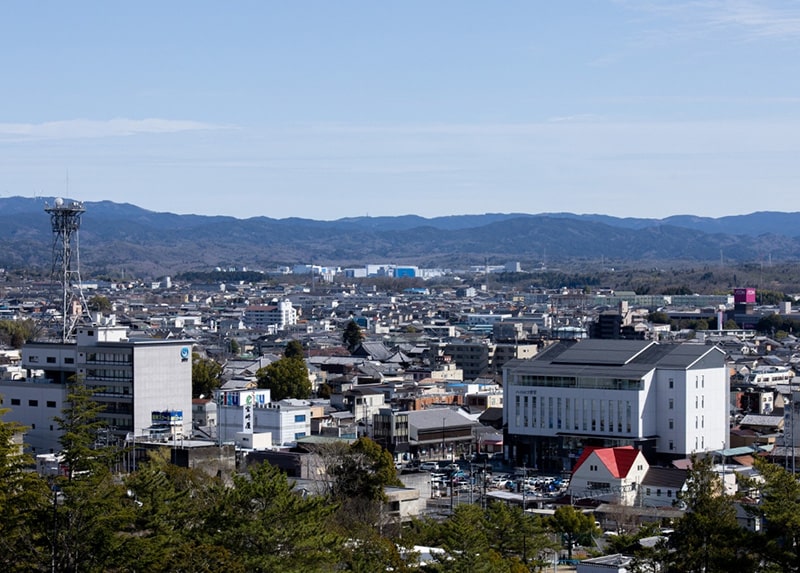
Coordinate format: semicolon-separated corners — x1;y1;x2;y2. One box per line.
420;461;440;472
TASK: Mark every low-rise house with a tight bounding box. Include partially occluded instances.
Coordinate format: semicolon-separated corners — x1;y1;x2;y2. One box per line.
569;446;649;505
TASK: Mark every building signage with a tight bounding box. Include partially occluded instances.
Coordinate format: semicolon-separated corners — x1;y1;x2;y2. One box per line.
151;410;183;425
219;390;269;408
243;391;255;433
180;347;190;361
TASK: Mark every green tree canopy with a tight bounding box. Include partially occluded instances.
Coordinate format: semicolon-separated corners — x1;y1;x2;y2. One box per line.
343;320;365;352
667;454;753;573
87;295;113;314
205;461;341;572
648;311;670;324
0;405;51;571
0;319;36;348
746;457;800;572
256;355;310;401
547;505;599;560
191;353;223;399
52;379;134;571
284;339;304;359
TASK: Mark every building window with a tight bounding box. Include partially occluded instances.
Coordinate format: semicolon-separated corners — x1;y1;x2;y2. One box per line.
657;489;662;497
669;378;674;389
29;356;38;363
294;414;306;423
669;399;674;410
669;419;674;430
11;398;20;406
646;488;651;495
29;400;38;407
47;401;57;408
294;432;306;440
46;356;56;364
669;440;674;451
31;423;35;429
65;357;74;364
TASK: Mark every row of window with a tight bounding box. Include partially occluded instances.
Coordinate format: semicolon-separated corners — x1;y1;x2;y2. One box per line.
85;352;132;364
5;398;57;408
666;395;705;409
514;395;633;433
28;356;74;364
516;375;642;391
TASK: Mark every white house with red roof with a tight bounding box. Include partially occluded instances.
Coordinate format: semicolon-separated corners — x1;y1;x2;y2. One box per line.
569;446;649;505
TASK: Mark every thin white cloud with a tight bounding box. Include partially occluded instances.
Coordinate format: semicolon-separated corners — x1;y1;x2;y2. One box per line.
0;118;231;141
624;0;800;40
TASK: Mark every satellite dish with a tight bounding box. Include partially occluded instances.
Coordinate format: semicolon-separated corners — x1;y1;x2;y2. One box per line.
55;197;64;206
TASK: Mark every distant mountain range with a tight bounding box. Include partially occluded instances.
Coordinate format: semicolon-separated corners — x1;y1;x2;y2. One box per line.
1;196;798;279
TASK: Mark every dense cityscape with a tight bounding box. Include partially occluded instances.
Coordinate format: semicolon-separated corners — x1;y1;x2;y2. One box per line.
3;201;800;571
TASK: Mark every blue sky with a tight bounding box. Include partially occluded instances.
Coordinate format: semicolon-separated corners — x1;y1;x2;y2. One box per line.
2;1;799;220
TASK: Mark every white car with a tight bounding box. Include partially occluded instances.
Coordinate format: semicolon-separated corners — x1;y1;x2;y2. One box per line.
420;462;440;471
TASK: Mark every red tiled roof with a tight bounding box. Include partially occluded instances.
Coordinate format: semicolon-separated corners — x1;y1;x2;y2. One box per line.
572;445;640;478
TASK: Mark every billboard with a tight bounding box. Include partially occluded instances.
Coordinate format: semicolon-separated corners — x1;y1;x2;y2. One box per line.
734;288;756;304
151;410;183;426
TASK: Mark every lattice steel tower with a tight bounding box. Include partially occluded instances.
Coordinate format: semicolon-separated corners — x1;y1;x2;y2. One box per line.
45;197;91;342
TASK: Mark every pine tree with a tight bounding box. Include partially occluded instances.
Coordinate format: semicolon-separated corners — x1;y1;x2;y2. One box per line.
668;454;755;573
206;462;341;572
0;405;51;572
343;319;365;352
747;457;800;572
51;378;133;572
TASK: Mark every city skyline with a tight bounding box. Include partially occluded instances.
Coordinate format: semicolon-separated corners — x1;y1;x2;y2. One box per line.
2;1;800;220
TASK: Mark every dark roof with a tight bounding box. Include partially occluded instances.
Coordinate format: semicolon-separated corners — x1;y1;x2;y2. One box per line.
641;466;687;489
478;407;503;424
506;339;725;379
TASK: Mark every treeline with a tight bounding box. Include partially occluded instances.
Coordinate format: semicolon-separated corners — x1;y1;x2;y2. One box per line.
5;383;800;571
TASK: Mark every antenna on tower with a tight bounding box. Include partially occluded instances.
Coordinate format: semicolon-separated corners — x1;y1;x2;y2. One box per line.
44;198;94;342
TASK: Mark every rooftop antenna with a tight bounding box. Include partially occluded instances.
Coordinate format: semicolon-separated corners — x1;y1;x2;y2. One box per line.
44;197;93;342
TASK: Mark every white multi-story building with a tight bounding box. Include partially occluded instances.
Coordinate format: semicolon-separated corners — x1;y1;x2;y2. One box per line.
243;301;297;332
216;388;311;447
5;321;193;453
503;339;729;472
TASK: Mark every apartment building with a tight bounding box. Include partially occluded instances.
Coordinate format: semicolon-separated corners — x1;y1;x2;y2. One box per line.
243;300;297;332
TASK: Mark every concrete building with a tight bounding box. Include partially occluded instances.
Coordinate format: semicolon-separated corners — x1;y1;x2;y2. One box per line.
443;342;492;380
243;300;297;332
7;321;193;453
216;389;312;447
503;339;729;471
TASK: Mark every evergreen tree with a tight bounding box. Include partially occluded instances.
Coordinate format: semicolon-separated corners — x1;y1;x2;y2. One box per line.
284;339;304;359
0;405;51;572
747;457;800;572
53;378;113;480
667;455;754;573
206;462;341;572
191;352;223;398
117;449;234;572
51;379;133;572
548;505;599;561
343;319;365;352
484;501;557;567
327;437;404;533
434;504;495;573
256;355;310;401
